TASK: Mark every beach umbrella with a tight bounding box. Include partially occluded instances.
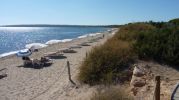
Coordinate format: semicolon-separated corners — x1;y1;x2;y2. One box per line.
16;49;32;57
25;43;47;51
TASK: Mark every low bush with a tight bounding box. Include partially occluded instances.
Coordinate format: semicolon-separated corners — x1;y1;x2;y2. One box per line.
78;39;135;85
113;23;155;42
134;27;179;65
169;18;179;25
78;18;179;86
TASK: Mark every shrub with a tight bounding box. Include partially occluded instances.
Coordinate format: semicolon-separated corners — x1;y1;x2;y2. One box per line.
169;18;179;25
91;86;133;100
78;18;179;86
114;20;179;66
134;27;179;65
78;39;135;85
113;23;155;42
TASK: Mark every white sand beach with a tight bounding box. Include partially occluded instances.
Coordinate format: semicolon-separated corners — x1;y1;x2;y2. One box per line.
0;30;117;100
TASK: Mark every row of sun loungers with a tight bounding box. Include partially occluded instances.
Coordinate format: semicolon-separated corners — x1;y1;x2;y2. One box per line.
43;42;91;59
23;47;78;68
44;48;77;57
22;39;99;67
0;36;103;80
21;36;102;68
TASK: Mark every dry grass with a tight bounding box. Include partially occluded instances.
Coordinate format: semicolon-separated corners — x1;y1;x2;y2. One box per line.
91;86;133;100
78;39;135;85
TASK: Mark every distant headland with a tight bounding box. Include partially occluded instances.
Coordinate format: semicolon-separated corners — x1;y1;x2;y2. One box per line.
0;24;120;28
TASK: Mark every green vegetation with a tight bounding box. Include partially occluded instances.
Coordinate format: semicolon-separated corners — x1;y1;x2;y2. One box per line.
134;26;179;65
78;39;135;85
169;18;179;25
114;23;155;42
78;18;179;85
91;86;133;100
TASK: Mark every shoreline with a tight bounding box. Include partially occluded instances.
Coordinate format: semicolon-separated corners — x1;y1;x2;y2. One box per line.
0;29;118;100
0;29;116;59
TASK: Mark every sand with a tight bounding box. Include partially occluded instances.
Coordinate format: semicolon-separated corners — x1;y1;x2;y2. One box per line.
0;30;117;100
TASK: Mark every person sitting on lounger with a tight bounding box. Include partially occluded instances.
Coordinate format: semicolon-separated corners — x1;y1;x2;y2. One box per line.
22;57;33;66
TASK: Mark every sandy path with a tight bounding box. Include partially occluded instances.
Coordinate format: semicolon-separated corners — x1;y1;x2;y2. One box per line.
0;31;115;100
134;60;179;100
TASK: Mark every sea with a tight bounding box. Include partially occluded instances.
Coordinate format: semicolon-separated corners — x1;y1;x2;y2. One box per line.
0;26;110;57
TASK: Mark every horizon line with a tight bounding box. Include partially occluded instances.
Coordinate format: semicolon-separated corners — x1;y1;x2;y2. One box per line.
0;24;121;27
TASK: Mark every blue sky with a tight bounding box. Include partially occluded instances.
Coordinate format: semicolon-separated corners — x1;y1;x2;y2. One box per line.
0;0;179;25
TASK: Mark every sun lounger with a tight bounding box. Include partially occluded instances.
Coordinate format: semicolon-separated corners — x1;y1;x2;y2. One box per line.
44;51;64;57
79;42;90;46
89;39;98;43
87;40;95;43
58;48;77;53
96;37;103;40
69;45;82;49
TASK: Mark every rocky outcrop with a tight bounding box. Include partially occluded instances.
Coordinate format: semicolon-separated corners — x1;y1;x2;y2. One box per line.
133;65;145;77
131;76;146;87
130;64;146;95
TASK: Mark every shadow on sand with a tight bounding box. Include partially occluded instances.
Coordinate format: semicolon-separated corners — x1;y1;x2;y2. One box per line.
0;68;8;79
17;63;53;69
47;55;67;59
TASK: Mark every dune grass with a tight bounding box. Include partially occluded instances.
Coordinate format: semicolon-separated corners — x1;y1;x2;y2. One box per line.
78;37;135;85
91;86;133;100
78;18;179;86
77;18;179;100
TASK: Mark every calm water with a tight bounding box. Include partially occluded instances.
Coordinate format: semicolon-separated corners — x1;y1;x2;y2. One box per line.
0;27;109;54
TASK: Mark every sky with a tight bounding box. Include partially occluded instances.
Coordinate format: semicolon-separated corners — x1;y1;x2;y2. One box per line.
0;0;179;25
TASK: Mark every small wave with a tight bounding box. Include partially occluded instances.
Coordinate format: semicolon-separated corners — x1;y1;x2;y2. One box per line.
78;34;89;39
96;33;101;35
0;51;18;58
107;29;112;32
25;43;48;49
45;39;62;45
78;32;102;39
61;39;73;42
45;39;73;44
89;33;97;37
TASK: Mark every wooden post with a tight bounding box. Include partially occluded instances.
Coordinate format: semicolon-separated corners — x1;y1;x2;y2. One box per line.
86;52;88;58
154;76;160;100
67;61;76;86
